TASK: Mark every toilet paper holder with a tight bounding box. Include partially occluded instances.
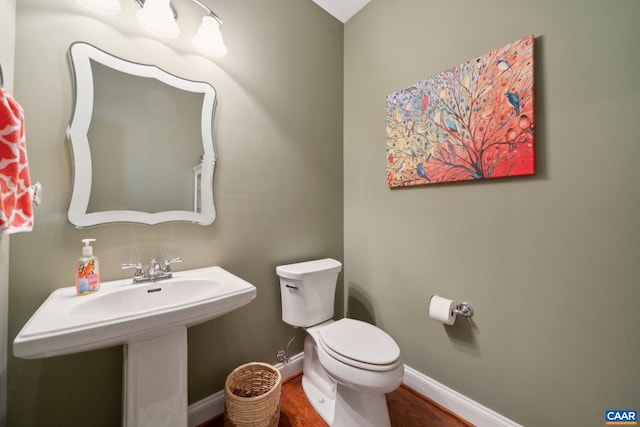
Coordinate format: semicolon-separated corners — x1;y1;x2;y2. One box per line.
455;302;474;318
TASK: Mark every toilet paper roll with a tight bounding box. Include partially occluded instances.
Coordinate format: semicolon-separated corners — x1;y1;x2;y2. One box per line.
429;295;456;325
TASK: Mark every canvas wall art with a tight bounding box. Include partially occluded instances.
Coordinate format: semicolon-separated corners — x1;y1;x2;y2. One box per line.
386;35;535;187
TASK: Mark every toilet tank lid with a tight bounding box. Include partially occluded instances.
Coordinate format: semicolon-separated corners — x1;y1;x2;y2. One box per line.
276;258;342;280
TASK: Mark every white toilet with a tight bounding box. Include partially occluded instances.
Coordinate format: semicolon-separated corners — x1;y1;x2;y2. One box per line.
276;258;404;427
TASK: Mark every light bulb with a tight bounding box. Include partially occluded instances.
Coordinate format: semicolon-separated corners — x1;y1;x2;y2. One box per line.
136;0;180;39
192;15;228;58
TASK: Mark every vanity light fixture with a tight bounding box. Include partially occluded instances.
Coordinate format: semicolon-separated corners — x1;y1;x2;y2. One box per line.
77;0;228;58
136;0;228;57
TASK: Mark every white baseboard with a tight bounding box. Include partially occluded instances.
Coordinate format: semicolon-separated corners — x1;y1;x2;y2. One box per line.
403;365;522;427
188;354;520;427
187;353;304;427
188;389;225;427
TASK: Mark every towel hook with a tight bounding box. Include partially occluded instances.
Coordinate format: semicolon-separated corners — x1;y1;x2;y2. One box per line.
30;182;42;206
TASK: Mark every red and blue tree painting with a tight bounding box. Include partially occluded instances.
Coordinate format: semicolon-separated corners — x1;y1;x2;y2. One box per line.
386;35;535;187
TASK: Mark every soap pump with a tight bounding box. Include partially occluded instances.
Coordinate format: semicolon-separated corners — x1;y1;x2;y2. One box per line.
76;238;100;296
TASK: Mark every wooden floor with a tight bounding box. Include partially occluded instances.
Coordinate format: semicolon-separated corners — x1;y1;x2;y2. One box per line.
199;373;473;427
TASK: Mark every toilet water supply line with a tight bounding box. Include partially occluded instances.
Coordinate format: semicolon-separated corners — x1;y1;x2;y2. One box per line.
277;327;298;365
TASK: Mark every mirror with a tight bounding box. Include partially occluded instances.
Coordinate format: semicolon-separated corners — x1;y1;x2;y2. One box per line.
67;42;217;227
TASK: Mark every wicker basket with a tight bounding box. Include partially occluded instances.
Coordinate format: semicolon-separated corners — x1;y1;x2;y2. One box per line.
224;362;282;427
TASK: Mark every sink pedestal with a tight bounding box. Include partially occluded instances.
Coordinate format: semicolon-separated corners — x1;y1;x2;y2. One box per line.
124;327;188;427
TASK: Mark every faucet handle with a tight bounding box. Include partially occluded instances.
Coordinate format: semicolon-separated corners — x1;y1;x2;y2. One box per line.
121;262;143;270
121;262;145;278
162;257;182;273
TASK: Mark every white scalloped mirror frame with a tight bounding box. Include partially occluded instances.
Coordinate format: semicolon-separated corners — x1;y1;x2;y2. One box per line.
67;42;217;227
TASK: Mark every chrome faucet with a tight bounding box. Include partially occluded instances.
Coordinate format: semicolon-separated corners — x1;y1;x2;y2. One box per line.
147;259;162;280
121;258;182;283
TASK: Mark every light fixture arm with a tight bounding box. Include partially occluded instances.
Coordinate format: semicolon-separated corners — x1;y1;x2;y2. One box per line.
135;0;222;24
135;0;178;19
190;0;223;24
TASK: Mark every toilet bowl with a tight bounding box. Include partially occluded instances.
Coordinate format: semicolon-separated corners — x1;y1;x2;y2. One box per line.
318;318;404;393
276;259;403;427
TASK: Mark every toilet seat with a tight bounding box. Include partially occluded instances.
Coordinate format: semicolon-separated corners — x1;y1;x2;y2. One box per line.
319;318;401;371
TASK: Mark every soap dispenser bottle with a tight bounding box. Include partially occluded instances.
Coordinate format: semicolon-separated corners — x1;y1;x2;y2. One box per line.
76;238;100;296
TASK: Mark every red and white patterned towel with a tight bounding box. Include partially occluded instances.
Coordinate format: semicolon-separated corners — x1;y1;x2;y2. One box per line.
0;87;33;234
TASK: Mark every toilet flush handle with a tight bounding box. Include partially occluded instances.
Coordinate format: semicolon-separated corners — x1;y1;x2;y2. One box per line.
285;283;299;290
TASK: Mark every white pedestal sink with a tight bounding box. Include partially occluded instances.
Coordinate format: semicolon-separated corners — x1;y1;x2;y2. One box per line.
14;266;257;427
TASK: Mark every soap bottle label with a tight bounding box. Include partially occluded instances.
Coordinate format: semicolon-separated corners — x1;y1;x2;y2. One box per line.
76;258;100;295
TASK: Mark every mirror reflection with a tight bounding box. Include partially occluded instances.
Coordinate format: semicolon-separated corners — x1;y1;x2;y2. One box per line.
88;61;204;213
67;42;217;227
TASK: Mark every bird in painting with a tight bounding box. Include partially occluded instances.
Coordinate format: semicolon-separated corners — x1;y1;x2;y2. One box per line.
421;94;429;115
497;59;511;71
394;161;406;174
519;114;531;129
416;164;429;181
506;92;520;116
461;73;471;90
445;117;458;133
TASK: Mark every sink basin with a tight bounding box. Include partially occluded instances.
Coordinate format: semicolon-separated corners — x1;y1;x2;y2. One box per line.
14;266;257;359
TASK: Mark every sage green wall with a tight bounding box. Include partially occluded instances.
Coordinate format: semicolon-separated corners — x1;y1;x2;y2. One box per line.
0;234;8;427
344;1;639;426
0;1;17;425
7;1;343;426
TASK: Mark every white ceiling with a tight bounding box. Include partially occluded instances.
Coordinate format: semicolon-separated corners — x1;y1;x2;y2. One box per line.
312;0;371;23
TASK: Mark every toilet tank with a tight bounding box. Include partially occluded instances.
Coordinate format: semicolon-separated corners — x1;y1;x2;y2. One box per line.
276;258;342;327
